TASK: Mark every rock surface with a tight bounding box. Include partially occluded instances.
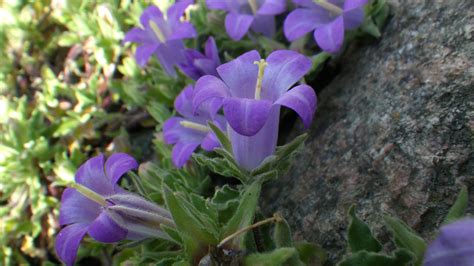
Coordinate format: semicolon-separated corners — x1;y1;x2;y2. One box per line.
262;0;473;264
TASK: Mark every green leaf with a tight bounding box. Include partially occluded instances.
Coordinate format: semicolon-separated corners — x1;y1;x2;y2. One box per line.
443;185;468;225
244;248;297;266
347;205;382;252
295;241;327;265
338;249;413;266
383;215;426;266
208;121;232;153
222;179;263;249
274;217;303;266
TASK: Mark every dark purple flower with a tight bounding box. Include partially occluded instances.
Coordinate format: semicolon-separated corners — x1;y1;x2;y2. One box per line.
193;50;317;170
123;1;197;76
206;0;286;41
284;0;367;53
163;85;226;168
55;154;174;266
179;37;221;80
423;219;474;266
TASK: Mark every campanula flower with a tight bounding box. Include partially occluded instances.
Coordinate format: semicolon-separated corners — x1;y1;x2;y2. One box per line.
123;1;197;76
179;37;221;80
423;219;474;266
193;50;317;170
284;0;367;53
163;85;226;168
206;0;286;41
55;154;174;266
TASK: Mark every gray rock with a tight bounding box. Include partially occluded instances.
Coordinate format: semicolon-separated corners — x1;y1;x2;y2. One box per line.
261;0;474;264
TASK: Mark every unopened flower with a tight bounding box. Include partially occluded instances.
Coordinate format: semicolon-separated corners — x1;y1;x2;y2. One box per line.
423;219;474;266
284;0;367;53
123;1;196;76
163;85;226;168
179;37;221;80
193;50;317;170
206;0;286;41
55;154;174;266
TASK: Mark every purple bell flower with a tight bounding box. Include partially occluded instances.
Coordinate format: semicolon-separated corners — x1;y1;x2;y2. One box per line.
55;153;174;266
163;85;226;168
193;50;317;170
423;219;474;266
179;37;221;80
123;1;197;76
284;0;367;53
206;0;287;41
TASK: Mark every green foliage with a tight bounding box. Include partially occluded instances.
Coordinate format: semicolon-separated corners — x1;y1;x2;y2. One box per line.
443;185;468;225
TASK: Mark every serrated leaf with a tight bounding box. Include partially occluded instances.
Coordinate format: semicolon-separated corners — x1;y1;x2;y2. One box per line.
384;215;426;266
208;121;232;153
347;205;382;252
443;185;468;225
338;249;413;266
244;248;297;266
295;241;327;265
222;179;263;249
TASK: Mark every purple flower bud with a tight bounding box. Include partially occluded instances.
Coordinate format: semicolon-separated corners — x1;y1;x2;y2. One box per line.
55;154;174;266
193;50;317;170
179;37;221;80
206;0;287;41
284;0;368;53
123;1;197;76
423;219;474;266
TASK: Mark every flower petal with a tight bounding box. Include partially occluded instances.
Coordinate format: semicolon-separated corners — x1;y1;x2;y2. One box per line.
284;8;332;41
169;22;197;40
216;50;260;98
225;13;254;41
171;141;201;168
274;84;317;128
344;0;368;10
314;16;345;53
206;0;228;10
59;188;101;226
250;15;275;38
193;75;230;113
155;40;185;76
88;212;128;243
262;50;312;100
135;44;158;67
75;154;113;196
258;0;286;15
140;5;164;27
223;98;273;136
55;223;89;266
123;27;151;44
228;107;280;170
105;153;138;185
204;37;220;64
343;7;365;30
167;0;193;23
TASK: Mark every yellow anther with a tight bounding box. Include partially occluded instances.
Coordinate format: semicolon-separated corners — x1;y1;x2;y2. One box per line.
180;121;210;133
149;21;166;43
313;0;343;15
71;183;108;207
253;59;268;100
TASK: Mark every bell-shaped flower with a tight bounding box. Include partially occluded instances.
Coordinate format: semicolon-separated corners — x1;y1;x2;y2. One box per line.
123;1;197;76
179;37;221;80
163;85;226;168
193;50;317;170
423;219;474;266
55;153;175;266
206;0;287;41
284;0;367;53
